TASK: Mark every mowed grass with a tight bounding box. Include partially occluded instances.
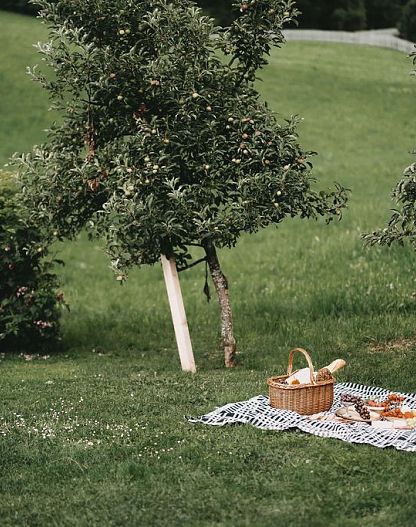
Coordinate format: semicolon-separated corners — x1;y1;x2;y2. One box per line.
1;10;416;526
0;12;50;163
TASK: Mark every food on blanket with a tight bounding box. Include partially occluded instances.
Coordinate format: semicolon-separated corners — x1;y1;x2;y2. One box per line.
291;379;300;385
382;407;405;418
387;393;405;403
362;393;416;424
382;408;416;419
367;399;382;407
341;394;371;421
335;406;379;422
341;393;359;404
355;404;371;421
364;400;385;412
407;417;416;428
338;392;416;428
379;393;407;419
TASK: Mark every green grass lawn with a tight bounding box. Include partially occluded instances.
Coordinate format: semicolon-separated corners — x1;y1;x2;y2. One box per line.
2;10;416;527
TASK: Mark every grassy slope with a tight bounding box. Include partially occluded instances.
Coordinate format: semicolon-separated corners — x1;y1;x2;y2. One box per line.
1;10;416;527
0;12;50;163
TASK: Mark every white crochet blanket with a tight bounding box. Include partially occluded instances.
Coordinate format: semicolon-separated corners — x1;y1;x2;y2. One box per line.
188;383;416;452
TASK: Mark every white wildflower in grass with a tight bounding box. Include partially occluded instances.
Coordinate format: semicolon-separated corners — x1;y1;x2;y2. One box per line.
0;397;147;448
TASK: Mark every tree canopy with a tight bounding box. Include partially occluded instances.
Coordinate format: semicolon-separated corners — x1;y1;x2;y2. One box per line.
17;0;346;276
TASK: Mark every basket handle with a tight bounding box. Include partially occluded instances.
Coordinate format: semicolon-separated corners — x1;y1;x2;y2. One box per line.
287;348;316;384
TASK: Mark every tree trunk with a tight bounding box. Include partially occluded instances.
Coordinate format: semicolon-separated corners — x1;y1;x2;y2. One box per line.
203;240;237;368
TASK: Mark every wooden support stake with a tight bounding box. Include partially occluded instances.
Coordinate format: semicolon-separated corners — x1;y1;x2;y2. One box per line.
161;254;196;373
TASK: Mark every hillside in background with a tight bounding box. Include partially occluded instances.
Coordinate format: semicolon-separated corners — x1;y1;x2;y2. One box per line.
0;12;50;164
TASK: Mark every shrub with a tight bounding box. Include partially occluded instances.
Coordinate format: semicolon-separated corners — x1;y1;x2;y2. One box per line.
326;0;367;31
288;0;366;31
196;0;367;31
399;0;416;42
364;0;405;30
0;0;400;33
293;0;321;28
0;0;38;15
0;171;65;351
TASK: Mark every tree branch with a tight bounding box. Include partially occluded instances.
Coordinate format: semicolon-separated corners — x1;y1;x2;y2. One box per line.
177;256;207;273
227;55;237;69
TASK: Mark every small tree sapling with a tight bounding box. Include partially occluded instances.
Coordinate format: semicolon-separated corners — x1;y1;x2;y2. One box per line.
16;0;347;366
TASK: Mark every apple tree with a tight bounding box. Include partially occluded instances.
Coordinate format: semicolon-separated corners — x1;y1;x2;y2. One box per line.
16;0;347;367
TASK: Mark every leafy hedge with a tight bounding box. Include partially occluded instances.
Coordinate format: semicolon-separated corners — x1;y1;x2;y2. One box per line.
399;0;416;42
0;171;65;351
0;0;38;15
365;0;407;30
0;0;411;33
197;0;399;31
178;0;409;32
294;0;366;31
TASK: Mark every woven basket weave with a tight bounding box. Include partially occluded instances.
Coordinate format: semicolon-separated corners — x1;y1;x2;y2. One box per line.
267;348;334;415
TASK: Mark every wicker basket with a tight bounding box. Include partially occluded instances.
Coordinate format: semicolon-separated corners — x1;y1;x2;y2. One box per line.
267;348;334;415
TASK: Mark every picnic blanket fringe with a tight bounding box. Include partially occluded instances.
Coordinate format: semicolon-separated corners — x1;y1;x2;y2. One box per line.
187;382;416;452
